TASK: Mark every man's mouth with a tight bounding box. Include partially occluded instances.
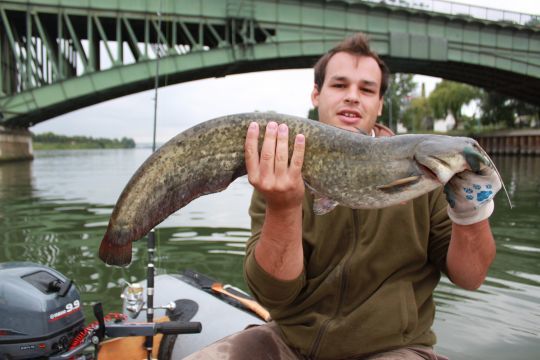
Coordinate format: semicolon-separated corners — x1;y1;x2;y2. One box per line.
337;110;361;124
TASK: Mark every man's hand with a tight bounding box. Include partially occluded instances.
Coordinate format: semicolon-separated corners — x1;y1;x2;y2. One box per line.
244;121;306;211
245;121;306;281
444;166;502;225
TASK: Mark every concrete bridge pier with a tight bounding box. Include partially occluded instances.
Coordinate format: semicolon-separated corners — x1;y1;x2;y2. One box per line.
0;127;33;162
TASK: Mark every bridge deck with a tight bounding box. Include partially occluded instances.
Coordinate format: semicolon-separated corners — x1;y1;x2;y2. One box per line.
1;0;539;127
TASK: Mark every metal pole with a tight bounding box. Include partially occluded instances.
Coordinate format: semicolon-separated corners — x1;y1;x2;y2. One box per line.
145;229;156;359
389;98;393;133
151;0;162;153
388;79;393;132
26;11;32;89
0;29;3;96
151;57;159;153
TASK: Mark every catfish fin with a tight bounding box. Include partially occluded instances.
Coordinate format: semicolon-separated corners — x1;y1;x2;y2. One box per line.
304;181;339;215
313;196;340;215
376;175;421;193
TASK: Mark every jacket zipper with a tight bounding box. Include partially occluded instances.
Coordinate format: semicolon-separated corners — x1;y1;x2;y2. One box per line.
308;210;359;358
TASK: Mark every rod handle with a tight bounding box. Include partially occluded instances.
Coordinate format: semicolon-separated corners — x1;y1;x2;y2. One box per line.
155;321;202;335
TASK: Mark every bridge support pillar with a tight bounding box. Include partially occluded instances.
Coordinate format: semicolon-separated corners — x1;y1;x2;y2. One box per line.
0;127;33;162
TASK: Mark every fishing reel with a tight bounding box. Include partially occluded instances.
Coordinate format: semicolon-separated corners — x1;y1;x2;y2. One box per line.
121;229;178;320
121;281;176;319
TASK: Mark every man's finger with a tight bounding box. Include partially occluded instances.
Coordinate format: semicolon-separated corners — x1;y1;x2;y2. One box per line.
259;122;278;178
289;134;305;177
244;122;260;178
274;124;289;178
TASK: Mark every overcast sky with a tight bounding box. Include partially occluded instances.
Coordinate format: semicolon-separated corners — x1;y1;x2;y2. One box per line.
33;0;540;144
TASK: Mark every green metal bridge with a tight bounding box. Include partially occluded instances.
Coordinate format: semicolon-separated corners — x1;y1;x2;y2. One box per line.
1;0;539;128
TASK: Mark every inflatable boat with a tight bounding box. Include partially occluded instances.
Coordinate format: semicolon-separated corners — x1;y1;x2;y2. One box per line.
0;262;265;360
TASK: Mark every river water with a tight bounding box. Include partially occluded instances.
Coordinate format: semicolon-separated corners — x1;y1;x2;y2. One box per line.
0;148;538;359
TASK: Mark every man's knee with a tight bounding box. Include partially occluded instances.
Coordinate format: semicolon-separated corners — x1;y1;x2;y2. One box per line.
184;323;299;360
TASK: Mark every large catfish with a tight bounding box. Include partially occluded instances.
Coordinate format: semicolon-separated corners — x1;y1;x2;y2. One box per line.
99;112;496;266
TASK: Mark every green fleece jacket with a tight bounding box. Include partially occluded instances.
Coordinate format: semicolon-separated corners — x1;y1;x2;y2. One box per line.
244;188;452;359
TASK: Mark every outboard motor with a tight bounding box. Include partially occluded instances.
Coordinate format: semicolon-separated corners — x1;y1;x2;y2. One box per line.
0;262;85;359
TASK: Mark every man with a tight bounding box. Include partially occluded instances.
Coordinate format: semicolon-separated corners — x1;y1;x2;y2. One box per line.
188;33;501;359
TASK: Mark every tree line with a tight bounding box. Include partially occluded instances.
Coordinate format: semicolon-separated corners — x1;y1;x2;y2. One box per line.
32;132;136;149
380;75;540;133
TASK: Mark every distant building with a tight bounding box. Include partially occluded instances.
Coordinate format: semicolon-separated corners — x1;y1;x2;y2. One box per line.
433;113;455;132
397;122;408;133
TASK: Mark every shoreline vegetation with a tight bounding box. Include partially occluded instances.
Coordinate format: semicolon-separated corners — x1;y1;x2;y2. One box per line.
32;132;136;150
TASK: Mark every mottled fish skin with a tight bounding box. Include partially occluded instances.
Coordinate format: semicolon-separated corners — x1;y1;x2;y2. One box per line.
99;112;489;266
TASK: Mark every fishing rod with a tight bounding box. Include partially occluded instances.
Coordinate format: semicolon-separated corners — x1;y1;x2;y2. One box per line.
145;0;163;357
144;230;156;359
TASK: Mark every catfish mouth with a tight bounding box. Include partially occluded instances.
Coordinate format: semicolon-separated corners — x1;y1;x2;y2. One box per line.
418;163;439;182
413;155;451;184
413;142;494;186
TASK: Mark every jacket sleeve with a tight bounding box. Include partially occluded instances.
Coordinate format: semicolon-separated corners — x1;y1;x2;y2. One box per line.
427;187;453;275
243;190;306;309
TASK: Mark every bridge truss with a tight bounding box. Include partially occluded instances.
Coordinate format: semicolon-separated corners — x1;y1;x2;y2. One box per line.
1;0;539;127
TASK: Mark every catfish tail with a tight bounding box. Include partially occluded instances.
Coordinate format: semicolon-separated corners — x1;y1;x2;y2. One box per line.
99;226;133;266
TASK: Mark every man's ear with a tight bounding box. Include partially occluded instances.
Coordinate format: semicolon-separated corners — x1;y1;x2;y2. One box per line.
311;84;320;107
377;97;384;116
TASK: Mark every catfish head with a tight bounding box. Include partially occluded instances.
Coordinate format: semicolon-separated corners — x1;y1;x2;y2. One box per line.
413;136;491;185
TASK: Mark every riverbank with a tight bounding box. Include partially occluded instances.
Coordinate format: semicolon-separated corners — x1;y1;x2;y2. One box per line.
32;132;136;150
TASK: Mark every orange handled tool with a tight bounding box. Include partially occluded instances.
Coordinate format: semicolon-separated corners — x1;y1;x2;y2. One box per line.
211;283;271;322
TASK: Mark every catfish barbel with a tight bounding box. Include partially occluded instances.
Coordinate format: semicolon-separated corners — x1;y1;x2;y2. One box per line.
99;112;496;266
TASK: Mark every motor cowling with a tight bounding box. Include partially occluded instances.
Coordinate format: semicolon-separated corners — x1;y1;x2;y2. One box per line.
0;262;85;359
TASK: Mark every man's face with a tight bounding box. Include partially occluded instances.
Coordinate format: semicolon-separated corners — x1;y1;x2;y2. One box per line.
311;52;384;134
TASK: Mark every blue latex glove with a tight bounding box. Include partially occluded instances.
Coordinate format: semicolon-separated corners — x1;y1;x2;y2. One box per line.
444;166;501;225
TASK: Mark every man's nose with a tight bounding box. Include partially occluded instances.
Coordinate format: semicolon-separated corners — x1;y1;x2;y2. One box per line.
344;88;360;104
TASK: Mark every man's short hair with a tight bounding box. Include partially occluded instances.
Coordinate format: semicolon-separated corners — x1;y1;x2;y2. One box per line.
313;33;390;98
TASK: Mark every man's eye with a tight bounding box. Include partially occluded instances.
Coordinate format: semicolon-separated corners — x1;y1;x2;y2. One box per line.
332;84;345;88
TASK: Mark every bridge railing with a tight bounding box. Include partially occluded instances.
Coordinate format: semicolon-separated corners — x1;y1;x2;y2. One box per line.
347;0;540;27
